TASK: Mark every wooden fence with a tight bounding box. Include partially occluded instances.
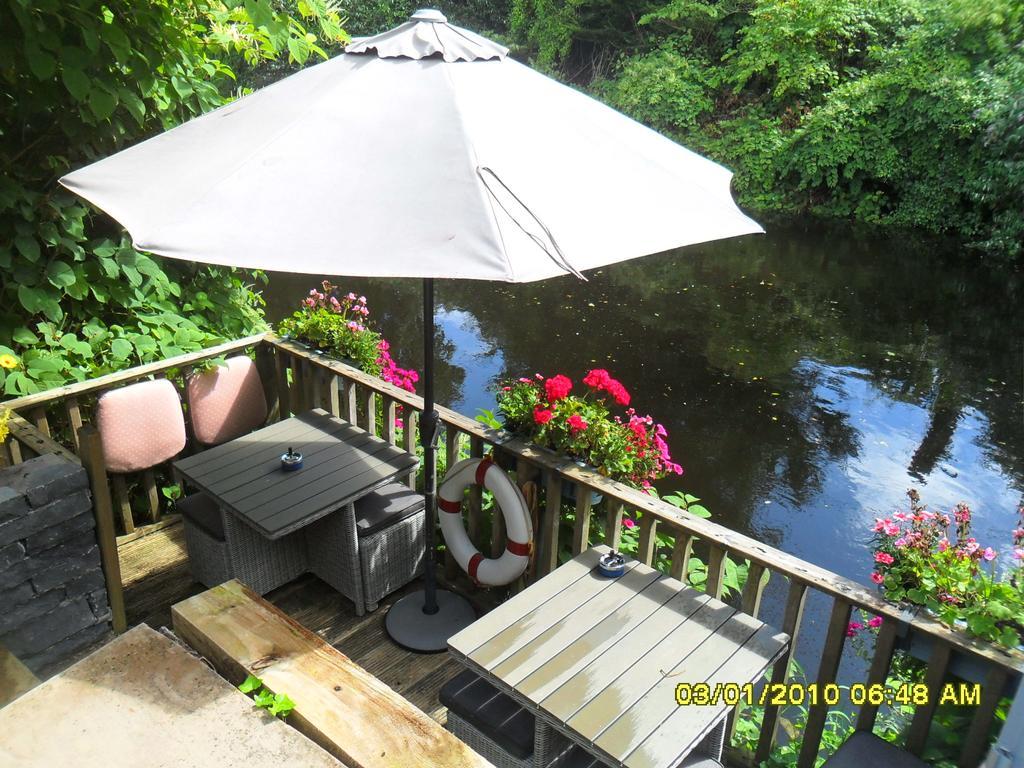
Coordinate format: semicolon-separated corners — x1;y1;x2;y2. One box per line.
2;332;1019;767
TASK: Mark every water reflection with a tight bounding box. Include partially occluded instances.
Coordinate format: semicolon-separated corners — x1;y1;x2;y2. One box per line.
263;220;1023;585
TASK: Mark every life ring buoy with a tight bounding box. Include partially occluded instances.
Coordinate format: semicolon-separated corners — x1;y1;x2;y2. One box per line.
438;457;533;586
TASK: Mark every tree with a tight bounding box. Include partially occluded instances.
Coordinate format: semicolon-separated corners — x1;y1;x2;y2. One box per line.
0;0;347;395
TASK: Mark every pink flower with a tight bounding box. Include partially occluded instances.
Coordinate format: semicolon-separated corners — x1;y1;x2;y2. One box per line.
346;292;357;301
622;518;636;530
358;295;367;304
938;538;950;552
867;616;883;629
583;369;611;389
1013;548;1024;561
893;537;907;548
874;552;894;565
846;621;863;638
544;374;573;402
982;547;997;561
346;321;360;331
533;408;554;425
871;572;885;585
567;414;588;435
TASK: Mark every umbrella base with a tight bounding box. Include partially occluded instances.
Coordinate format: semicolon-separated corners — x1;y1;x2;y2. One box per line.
385;589;476;653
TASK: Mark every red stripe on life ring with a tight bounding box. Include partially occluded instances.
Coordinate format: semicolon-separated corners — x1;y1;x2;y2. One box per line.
438;496;462;513
506;539;531;557
475;457;494;488
468;552;484;583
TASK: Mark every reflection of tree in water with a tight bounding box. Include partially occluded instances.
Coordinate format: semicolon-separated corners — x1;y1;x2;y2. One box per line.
261;221;1024;536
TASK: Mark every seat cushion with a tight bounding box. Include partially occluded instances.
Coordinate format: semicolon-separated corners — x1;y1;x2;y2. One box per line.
96;379;187;473
177;493;224;540
822;732;927;768
187;356;268;445
440;669;534;760
355;483;425;537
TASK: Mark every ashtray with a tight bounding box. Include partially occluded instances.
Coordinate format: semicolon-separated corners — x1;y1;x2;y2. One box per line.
596;551;627;578
280;447;303;471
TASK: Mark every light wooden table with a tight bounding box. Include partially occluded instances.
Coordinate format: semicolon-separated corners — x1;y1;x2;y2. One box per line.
448;546;789;768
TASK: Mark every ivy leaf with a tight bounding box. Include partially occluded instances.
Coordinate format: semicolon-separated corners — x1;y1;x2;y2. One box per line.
46;261;76;288
253;688;275;709
88;86;119;120
26;47;57;80
15;235;40;262
12;327;39;345
238;674;263;694
110;338;132;360
61;66;91;102
268;693;295;718
17;285;48;313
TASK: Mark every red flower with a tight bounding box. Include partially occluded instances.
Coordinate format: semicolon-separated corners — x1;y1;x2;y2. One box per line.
567;414;588;434
545;374;573;402
533;408;554;425
583;368;630;406
870;572;885;585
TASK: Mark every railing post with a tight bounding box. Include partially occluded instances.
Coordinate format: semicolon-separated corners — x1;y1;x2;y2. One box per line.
539;471;562;576
855;617;899;732
637;512;658;565
755;579;808;765
904;640;951;756
78;426;127;633
705;545;727;600
797;597;852;768
571;490;592;556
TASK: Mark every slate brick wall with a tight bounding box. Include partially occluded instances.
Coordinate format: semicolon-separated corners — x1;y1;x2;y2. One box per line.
0;453;111;674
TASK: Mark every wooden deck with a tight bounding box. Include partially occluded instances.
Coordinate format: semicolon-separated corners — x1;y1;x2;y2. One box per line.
118;519;462;723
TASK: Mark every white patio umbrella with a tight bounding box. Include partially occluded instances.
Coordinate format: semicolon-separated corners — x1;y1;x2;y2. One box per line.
60;8;763;651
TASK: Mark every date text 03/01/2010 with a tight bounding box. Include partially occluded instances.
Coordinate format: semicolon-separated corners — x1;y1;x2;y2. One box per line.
674;682;982;708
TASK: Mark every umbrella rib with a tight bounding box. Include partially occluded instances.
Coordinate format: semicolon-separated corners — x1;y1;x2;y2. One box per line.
476;166;587;281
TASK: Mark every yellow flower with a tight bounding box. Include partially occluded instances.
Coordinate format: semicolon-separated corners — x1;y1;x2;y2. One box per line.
0;409;9;444
0;354;18;370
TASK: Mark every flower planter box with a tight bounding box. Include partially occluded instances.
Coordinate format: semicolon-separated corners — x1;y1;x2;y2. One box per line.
893;608;1021;695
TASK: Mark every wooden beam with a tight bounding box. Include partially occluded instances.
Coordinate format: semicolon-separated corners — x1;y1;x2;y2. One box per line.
797;597;852;768
5;413;80;465
78;426;126;633
171;581;491;768
3;334;269;412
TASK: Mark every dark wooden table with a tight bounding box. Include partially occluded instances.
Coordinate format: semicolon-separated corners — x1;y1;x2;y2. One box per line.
449;546;790;768
174;409;419;539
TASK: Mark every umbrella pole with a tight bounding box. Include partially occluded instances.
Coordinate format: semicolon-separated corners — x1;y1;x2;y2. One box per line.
421;277;439;614
384;278;476;652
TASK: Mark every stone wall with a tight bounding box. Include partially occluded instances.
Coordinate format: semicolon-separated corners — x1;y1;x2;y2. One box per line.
0;453;111;674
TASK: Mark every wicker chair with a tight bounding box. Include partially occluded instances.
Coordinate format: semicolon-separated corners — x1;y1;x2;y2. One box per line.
181;355;299;592
305;482;426;614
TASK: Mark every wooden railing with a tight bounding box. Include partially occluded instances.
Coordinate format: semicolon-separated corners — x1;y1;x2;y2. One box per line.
3;332;1020;767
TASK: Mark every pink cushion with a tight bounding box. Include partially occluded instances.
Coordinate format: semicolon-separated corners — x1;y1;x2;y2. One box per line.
96;379;187;473
187;356;268;445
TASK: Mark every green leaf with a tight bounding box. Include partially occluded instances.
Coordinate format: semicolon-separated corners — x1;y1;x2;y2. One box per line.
238;674;263;694
110;338;132;360
268;692;295;718
61;66;91;102
26;47;57;80
46;261;76;288
253;688;275;709
15;235;40;262
287;37;309;64
17;285;48;313
12;327;39;345
26;355;62;373
88;86;119;120
119;87;146;125
687;504;711;518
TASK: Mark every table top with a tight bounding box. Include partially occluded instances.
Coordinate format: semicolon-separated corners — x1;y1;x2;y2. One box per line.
174;409;419;539
448;545;789;768
0;625;341;768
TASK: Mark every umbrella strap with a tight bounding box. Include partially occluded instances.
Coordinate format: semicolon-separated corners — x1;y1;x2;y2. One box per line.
477;166;587;281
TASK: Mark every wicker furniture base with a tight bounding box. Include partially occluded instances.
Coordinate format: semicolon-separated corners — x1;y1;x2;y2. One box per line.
222;512;308;596
448;711;534;768
359;507;425;611
305;503;366;615
182;516;232;587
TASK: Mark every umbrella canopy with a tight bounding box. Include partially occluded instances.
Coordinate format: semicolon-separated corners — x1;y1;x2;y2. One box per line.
60;9;763;651
60;9;761;283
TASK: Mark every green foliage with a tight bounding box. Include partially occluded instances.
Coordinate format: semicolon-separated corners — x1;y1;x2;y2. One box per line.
238;674;295;718
512;0;1024;261
0;0;348;395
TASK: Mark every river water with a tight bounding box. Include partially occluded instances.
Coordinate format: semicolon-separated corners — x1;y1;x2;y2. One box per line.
263;221;1024;599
